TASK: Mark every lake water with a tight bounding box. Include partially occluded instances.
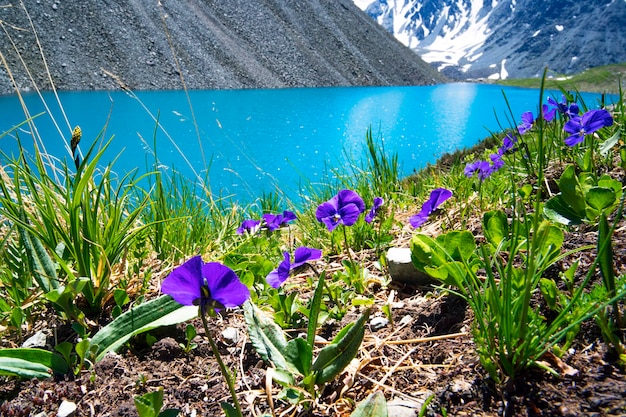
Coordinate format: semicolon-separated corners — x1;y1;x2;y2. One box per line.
0;84;612;205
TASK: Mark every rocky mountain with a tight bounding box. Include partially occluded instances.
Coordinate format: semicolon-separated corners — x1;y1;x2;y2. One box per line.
0;0;445;94
354;0;626;80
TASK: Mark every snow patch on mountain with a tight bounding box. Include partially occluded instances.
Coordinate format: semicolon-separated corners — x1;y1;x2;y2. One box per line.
354;0;626;80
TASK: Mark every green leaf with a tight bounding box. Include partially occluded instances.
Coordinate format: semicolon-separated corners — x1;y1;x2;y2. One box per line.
311;308;370;385
284;337;312;377
0;348;68;378
439;231;476;262
220;402;239;417
586;187;616;212
92;296;197;362
483;210;508;248
539;278;559;311
242;300;290;372
0;357;52;379
558;165;586;217
350;391;388;417
307;270;326;348
134;388;164;417
599;128;621;156
544;195;584;225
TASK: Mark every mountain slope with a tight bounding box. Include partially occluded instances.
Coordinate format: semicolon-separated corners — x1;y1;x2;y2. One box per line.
354;0;626;80
0;0;444;94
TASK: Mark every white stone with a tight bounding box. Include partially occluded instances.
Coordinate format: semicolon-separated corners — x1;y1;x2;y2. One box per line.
57;400;77;417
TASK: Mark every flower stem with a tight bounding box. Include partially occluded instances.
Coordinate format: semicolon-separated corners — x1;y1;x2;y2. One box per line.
199;310;243;417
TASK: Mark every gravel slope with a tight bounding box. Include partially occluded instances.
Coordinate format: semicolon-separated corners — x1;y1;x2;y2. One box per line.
0;0;444;94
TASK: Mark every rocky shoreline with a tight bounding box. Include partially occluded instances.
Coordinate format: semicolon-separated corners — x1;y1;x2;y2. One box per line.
0;0;444;95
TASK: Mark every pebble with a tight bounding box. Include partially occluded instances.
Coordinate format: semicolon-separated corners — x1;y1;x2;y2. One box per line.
22;330;48;348
221;327;239;345
386;247;435;285
57;400;77;417
370;316;389;331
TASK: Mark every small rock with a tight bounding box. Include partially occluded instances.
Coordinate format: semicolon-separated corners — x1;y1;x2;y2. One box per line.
22;330;48;348
57;400;77;417
370;316;389;331
399;315;413;326
386;247;436;285
387;397;423;417
221;327;239;345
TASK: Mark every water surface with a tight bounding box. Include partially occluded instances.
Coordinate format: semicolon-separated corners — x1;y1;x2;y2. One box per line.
0;84;611;204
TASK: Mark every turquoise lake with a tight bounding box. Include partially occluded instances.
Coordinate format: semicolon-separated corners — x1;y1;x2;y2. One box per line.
0;83;613;205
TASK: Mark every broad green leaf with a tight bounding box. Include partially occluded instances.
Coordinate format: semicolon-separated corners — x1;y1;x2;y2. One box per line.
311;308;370;385
92;295;197;362
483;210;508;248
539;278;559;311
599;128;621;156
0;357;52;379
410;235;434;270
558;165;586;217
0;348;68;377
544;195;584;225
439;230;476;262
350;391;388;417
242;300;290;372
284;337;312;377
586;187;616;212
134;388;164;417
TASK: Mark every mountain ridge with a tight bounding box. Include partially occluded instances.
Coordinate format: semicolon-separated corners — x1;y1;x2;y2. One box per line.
0;0;444;95
354;0;626;80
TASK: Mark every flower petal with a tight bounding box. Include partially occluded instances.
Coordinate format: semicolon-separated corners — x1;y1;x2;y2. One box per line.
161;256;204;306
409;211;428;228
203;262;250;308
292;247;322;269
337;189;365;213
266;252;291;288
338;204;362;226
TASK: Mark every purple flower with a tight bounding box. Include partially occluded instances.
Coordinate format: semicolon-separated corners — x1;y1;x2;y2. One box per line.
236;219;261;235
464;160;492;181
365;197;384;223
162;256;250;315
547;95;580;120
409;188;453;228
563;109;613;147
316;189;365;231
498;133;518;155
262;210;297;231
489;153;505;172
517;111;535;134
266;247;322;288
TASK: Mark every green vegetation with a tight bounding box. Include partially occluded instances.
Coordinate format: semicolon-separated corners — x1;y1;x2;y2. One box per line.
494;62;626;94
0;76;625;416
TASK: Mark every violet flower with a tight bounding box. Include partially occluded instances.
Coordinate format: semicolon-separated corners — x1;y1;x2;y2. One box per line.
464;160;492;181
236;219;261;235
316;189;365;231
266;247;322;288
161;256;250;315
262;210;297;232
498;133;518;155
547;95;580;120
365;197;384;223
563;109;613;147
517;111;535;134
409;188;453;228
